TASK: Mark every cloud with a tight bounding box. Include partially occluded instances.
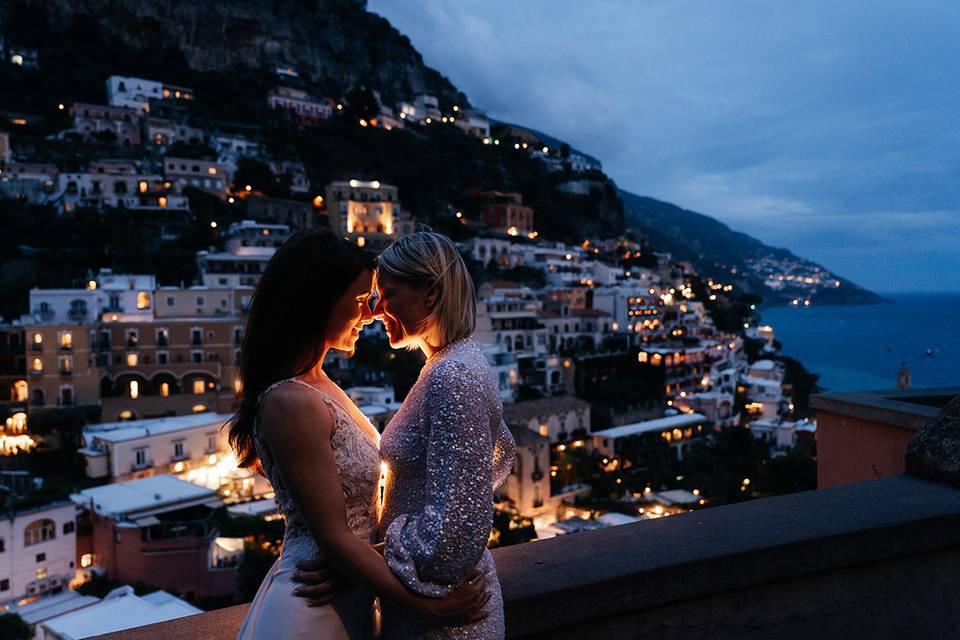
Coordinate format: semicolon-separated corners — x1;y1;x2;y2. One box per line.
368;0;960;292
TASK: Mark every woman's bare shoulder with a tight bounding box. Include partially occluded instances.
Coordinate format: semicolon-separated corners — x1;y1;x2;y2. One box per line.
258;382;333;442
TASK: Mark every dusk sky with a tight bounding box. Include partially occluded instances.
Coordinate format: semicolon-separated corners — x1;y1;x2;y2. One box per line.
369;1;960;293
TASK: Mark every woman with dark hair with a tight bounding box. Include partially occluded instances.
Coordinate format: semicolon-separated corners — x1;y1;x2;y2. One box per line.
233;229;488;640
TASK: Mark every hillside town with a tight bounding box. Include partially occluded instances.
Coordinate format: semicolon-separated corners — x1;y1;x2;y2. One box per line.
0;69;819;636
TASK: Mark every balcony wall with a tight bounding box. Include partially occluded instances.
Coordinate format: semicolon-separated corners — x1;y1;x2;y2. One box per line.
92;474;960;640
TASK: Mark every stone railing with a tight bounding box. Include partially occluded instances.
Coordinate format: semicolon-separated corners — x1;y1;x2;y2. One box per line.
92;474;960;640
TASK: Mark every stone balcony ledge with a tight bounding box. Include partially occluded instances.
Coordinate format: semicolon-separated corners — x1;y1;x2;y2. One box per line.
93;474;960;639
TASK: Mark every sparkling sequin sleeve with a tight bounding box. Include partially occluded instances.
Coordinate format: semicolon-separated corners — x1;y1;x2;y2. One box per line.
384;361;495;597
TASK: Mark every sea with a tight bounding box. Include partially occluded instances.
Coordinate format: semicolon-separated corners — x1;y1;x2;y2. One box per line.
760;293;960;393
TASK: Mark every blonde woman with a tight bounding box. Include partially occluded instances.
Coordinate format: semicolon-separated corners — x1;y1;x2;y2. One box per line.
373;232;516;639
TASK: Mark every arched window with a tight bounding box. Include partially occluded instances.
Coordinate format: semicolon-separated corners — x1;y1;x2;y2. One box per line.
24;519;56;546
514;336;524;351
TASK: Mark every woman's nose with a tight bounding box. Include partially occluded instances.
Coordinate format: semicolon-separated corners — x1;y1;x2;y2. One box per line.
371;296;385;318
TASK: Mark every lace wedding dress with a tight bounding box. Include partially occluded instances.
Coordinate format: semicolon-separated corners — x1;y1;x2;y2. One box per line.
379;338;516;639
237;378;382;640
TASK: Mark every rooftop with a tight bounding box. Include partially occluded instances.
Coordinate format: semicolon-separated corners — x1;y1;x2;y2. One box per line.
593;412;707;439
501;396;591;423
71;475;218;518
85;412;230;443
43;586;200;639
507;423;550;447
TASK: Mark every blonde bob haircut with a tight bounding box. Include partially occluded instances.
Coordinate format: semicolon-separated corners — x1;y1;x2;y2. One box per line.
377;231;476;347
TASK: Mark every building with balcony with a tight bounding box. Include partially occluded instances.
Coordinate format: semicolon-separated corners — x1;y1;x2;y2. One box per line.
244;195;317;231
0;501;77;605
79;412;231;482
267;87;332;123
197;220;292;288
481;343;519;403
592;412;708;463
21;273;249;419
453;108;490;139
502;396;591;444
475;291;548;362
106;76;193;113
163;157;229;197
499;424;552;517
475;190;534;236
325;179;415;251
70;103;142;146
0;324;28;415
71;475;238;599
21;324;99;410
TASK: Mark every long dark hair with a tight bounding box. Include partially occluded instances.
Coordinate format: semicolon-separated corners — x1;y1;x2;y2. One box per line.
228;228;375;467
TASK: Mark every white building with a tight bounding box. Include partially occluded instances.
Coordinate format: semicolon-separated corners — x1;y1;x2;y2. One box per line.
481;343;519;403
675;390;737;429
267;87;332;121
37;585;201;640
79;412;232;483
197;221;292;288
106;75;193;113
454;108;490;139
468;237;521;268
592;412;708;461
27;271;158;326
0;501;77;604
749;418;815;452
475;291;548;359
502;396;592;444
164;157;230;197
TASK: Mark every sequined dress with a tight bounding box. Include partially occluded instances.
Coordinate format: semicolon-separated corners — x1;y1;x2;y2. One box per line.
379;338;516;639
237;378;382;640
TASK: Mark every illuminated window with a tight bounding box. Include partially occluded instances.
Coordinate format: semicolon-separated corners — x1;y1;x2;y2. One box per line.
136;291;151;310
60;332;72;349
32;358;43;373
138;181;148;193
193;380;205;395
35;567;47;580
14;380;28;402
24;519;56;546
160;382;170;397
539;425;548;437
207;167;217;175
119;410;134;421
129;380;139;399
32;333;42;348
126;353;138;367
192;404;207;413
158;196;167;208
80;553;94;568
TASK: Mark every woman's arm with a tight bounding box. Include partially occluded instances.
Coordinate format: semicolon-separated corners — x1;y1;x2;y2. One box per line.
260;386;487;621
383;361;495;596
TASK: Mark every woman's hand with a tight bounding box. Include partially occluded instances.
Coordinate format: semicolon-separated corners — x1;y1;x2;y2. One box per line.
412;569;491;626
293;559;352;607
